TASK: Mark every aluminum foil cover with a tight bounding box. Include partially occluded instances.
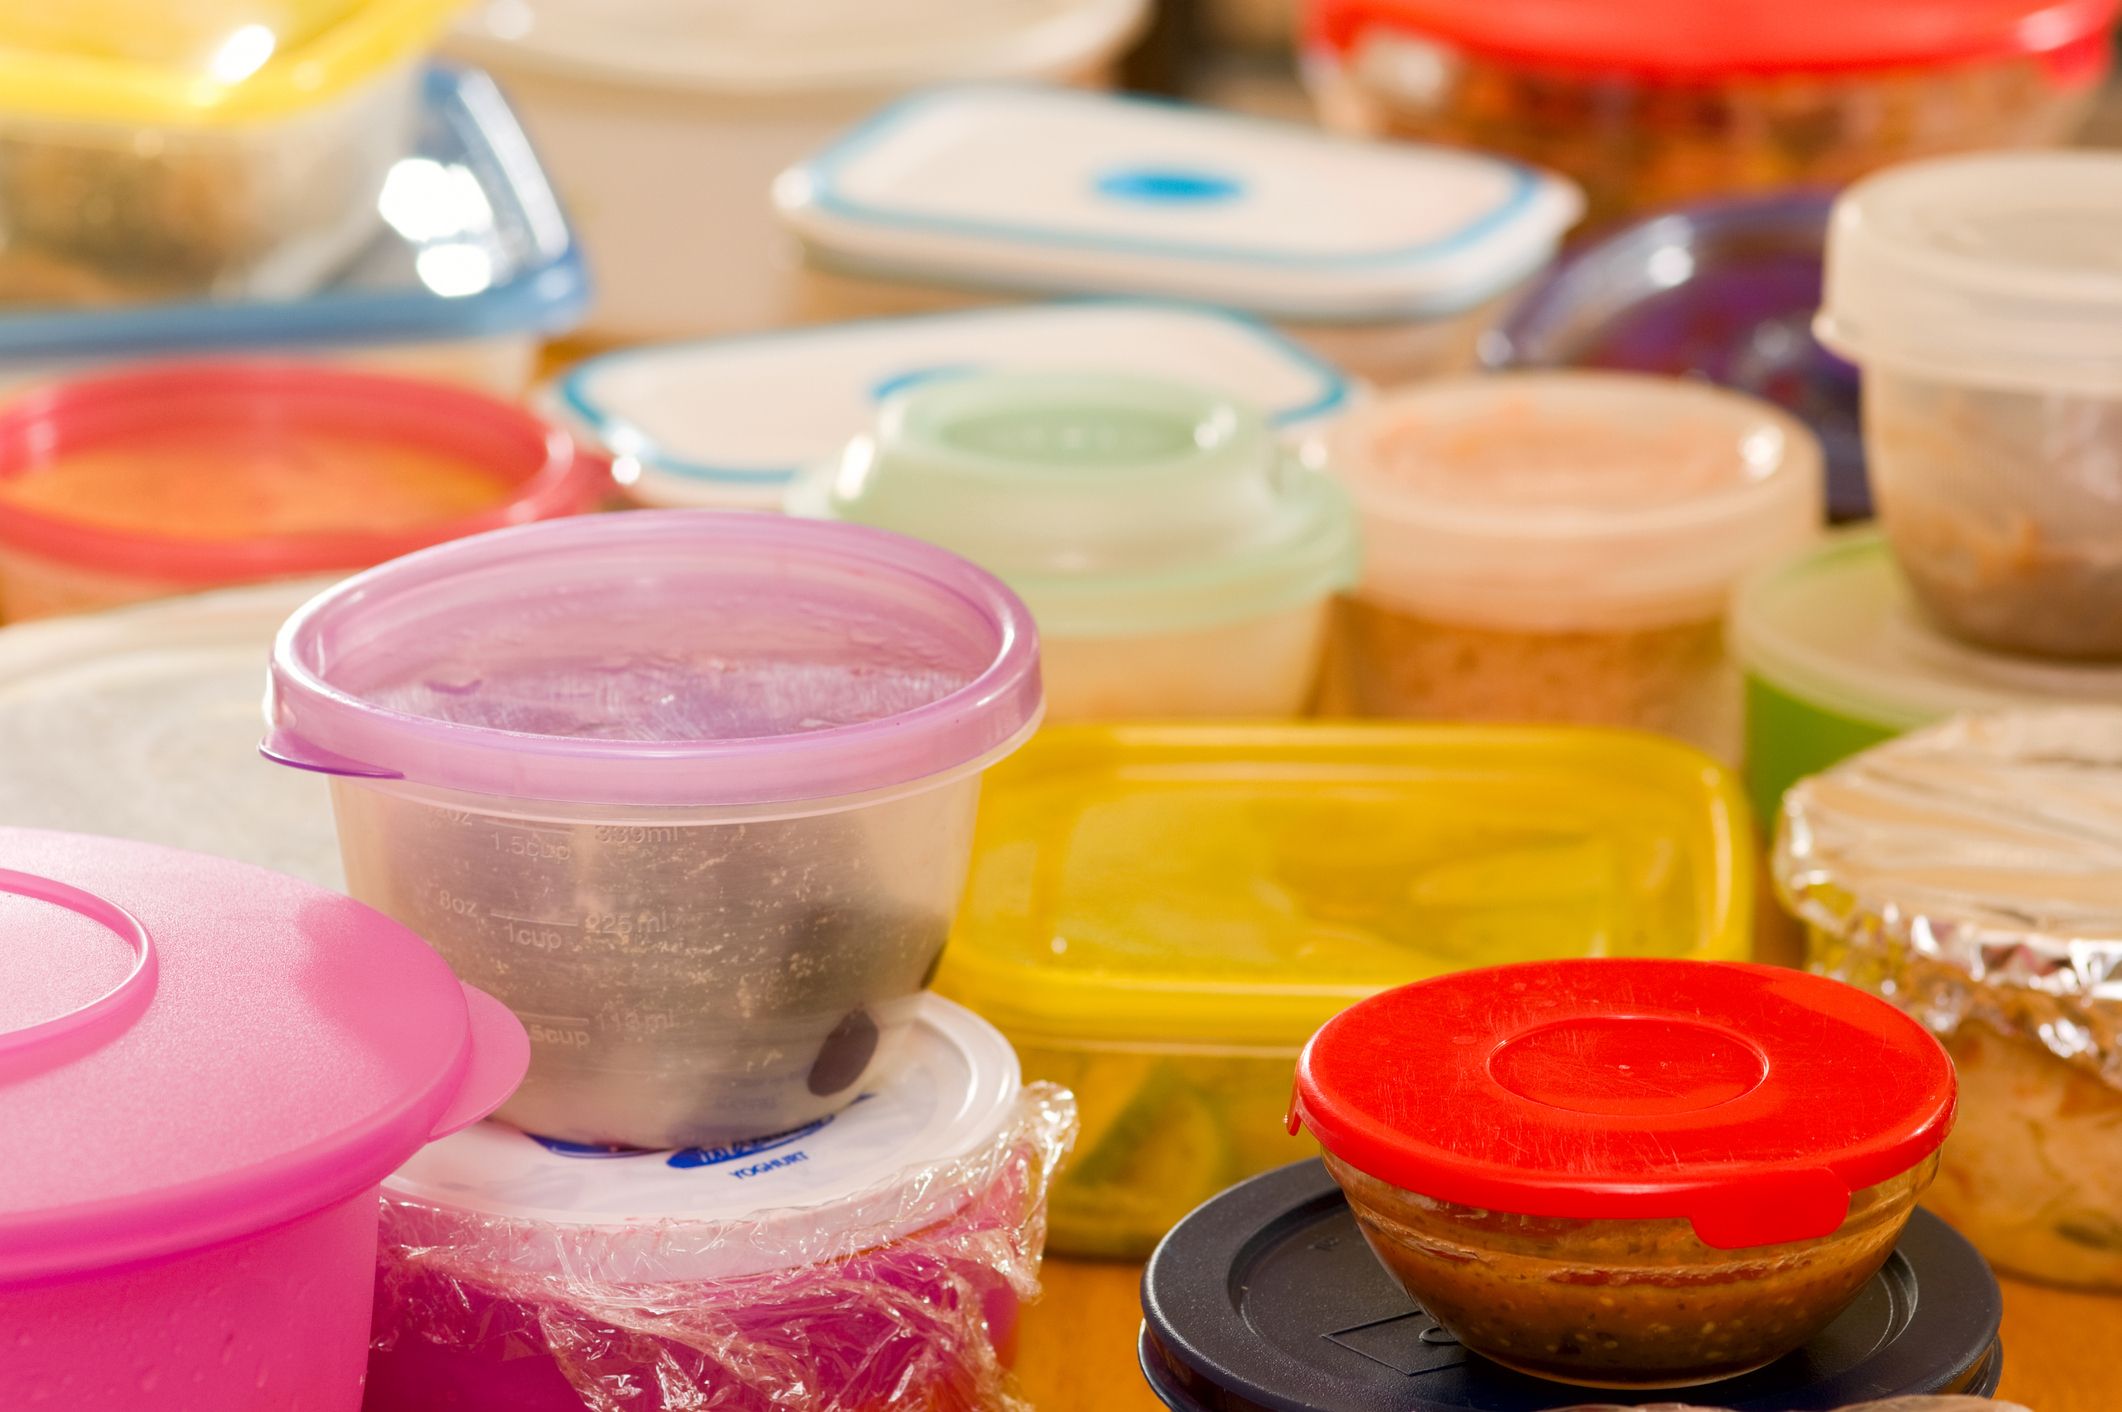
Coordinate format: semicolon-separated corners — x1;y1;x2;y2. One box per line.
1774;709;2122;1087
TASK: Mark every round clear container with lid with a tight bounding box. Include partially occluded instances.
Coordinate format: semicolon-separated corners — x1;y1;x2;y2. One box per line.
1290;957;1957;1389
1775;708;2122;1291
1819;150;2122;660
1304;0;2115;228
1320;371;1822;762
789;370;1359;722
263;510;1045;1151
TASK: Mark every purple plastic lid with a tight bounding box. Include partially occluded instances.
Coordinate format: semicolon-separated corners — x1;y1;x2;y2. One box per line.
263;510;1044;807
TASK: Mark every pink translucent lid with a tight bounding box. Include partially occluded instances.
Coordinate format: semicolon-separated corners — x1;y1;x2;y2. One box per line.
0;828;529;1283
264;511;1044;806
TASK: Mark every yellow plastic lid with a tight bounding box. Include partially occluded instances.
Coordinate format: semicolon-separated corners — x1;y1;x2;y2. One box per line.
936;723;1752;1049
0;0;463;127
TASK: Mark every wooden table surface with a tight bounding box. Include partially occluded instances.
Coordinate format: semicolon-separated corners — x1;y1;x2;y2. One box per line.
1013;1256;2122;1412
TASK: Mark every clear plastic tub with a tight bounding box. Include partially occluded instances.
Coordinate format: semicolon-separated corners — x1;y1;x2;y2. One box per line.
774;86;1583;389
0;1;463;303
1291;959;1957;1388
935;724;1754;1257
1318;372;1822;763
1776;709;2122;1291
264;511;1044;1150
0;362;610;622
1304;0;2115;228
787;371;1358;722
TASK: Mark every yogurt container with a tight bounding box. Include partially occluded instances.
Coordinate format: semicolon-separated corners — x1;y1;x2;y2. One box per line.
1776;709;2122;1291
264;511;1044;1150
0;361;610;622
0;826;528;1412
936;722;1753;1257
1819;151;2122;660
1305;0;2115;227
367;995;1073;1412
0;0;462;303
0;65;587;400
1733;532;2122;827
788;370;1359;721
773;85;1583;388
1319;372;1823;763
551;300;1352;510
444;0;1147;341
1290;958;1957;1388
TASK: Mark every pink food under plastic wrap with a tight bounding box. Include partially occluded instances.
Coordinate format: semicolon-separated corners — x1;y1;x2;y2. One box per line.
369;1083;1078;1412
1554;1400;2026;1412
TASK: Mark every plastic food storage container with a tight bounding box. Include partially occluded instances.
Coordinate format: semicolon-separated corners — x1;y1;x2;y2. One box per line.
934;722;1753;1258
1304;0;2116;228
551;300;1353;511
1487;191;1870;523
444;0;1146;341
265;510;1044;1150
0;579;344;887
1819;151;2122;660
0;826;528;1412
1290;958;1956;1389
0;0;464;304
1319;372;1822;763
788;371;1359;721
0;361;608;623
367;995;1072;1412
0;66;586;401
1733;531;2122;826
773;86;1583;388
1776;709;2122;1291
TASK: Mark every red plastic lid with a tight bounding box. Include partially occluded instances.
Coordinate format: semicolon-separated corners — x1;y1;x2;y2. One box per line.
1290;959;1956;1249
1308;0;2120;78
0;361;611;585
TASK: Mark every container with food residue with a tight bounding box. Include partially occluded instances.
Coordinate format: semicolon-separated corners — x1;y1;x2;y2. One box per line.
1319;372;1821;763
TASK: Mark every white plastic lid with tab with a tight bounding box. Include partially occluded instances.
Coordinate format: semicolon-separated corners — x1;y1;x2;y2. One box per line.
774;87;1583;325
382;994;1024;1282
549;301;1355;509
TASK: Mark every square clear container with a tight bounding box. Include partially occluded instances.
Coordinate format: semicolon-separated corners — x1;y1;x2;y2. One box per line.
933;722;1754;1258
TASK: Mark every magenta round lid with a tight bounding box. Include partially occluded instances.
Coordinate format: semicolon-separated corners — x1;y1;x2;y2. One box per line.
263;510;1044;806
0;828;529;1283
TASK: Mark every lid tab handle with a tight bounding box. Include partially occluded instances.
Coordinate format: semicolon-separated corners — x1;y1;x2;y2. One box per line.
429;983;530;1140
259;727;403;780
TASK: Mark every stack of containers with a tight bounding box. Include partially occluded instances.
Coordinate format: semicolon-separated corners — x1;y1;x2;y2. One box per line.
772;85;1584;386
260;511;1075;1409
443;0;1151;340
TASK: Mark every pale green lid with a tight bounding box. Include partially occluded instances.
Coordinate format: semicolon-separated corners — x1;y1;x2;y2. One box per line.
787;371;1360;638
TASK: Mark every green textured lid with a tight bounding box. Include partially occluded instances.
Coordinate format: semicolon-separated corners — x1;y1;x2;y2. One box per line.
787;371;1360;638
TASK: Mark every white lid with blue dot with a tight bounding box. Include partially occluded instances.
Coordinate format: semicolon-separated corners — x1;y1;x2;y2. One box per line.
546;298;1355;509
774;87;1583;326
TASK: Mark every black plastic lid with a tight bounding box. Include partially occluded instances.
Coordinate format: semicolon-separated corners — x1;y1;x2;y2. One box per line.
1139;1159;2001;1412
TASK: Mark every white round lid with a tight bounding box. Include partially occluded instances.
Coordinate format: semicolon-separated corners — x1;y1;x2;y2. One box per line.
1733;531;2122;730
382;994;1024;1283
450;0;1146;94
547;301;1356;510
774;87;1583;324
1819;150;2122;395
0;581;343;889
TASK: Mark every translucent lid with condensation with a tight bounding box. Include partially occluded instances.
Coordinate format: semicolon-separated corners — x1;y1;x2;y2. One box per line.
1322;372;1823;632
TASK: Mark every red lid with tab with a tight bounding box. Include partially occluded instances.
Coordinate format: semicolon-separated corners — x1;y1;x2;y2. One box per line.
1308;0;2120;80
1289;959;1956;1249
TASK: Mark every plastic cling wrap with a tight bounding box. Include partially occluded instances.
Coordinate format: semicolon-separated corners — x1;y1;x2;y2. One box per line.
371;1084;1077;1412
1776;709;2122;1287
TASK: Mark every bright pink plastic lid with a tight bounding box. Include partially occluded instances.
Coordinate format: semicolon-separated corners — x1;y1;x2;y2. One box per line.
264;510;1044;807
0;361;611;584
0;827;529;1284
1290;959;1956;1249
1309;0;2119;78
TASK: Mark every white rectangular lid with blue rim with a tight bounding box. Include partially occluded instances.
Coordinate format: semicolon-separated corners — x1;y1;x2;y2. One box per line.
0;64;587;366
773;86;1583;323
547;299;1355;509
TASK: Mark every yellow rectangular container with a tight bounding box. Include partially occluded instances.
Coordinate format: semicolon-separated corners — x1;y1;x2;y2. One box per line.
935;722;1753;1258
